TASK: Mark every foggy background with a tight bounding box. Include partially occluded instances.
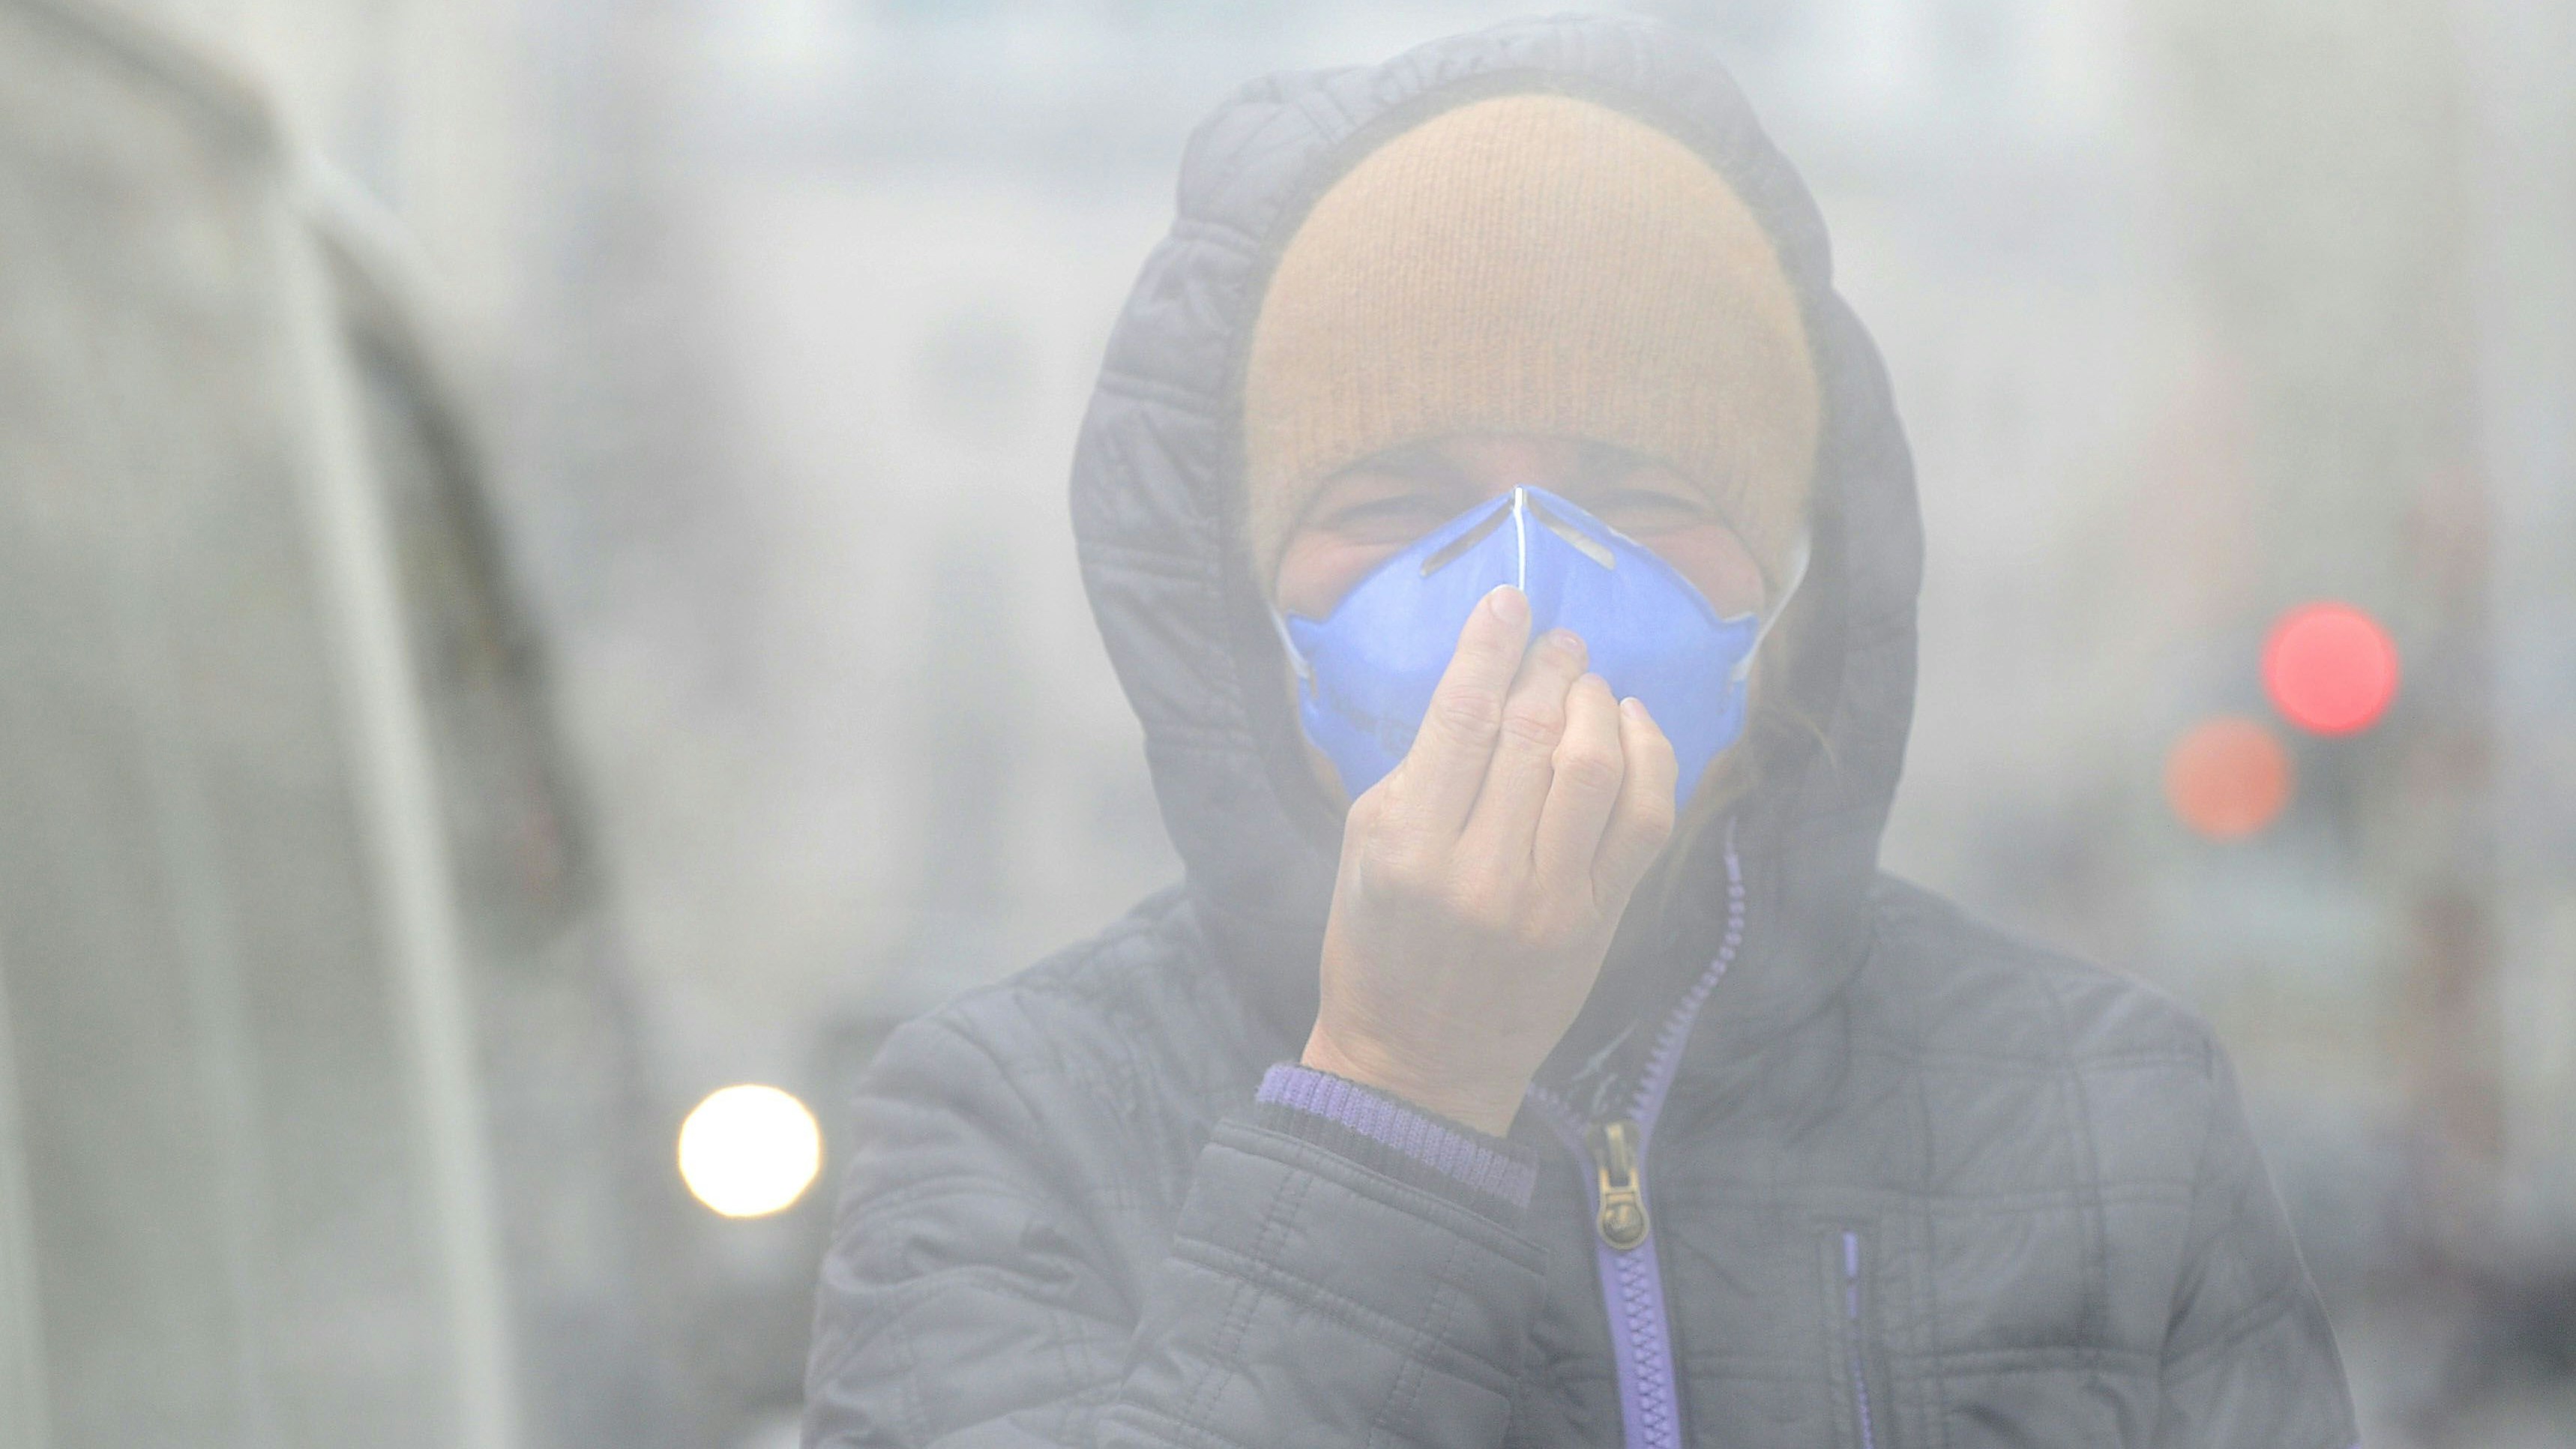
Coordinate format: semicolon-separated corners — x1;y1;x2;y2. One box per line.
3;0;2572;1446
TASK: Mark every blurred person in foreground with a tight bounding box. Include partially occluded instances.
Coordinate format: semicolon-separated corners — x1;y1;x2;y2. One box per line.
806;17;2355;1448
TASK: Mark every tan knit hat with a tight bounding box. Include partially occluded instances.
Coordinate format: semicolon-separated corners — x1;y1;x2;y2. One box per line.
1243;94;1820;594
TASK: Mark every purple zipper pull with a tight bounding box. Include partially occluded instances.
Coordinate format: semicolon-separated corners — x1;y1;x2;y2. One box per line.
1586;1119;1649;1250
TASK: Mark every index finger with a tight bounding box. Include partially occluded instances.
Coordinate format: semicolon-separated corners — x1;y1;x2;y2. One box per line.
1393;585;1530;834
1592;696;1680;903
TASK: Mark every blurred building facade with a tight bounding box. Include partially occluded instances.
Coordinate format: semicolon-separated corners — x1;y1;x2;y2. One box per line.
0;5;687;1449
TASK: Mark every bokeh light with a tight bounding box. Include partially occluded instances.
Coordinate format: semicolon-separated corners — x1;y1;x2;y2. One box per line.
2165;715;2293;840
2263;602;2399;735
677;1084;822;1218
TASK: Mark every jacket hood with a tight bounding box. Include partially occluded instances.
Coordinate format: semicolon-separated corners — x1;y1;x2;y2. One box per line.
1070;14;1922;1059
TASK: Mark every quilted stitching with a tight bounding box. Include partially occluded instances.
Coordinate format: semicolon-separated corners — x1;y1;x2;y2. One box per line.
806;16;2357;1449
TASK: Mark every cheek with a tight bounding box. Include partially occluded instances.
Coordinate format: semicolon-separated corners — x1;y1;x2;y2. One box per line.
1275;537;1404;618
1643;527;1767;618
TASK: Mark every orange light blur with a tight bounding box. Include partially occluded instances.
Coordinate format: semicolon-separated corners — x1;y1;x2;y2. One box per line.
2166;716;2293;840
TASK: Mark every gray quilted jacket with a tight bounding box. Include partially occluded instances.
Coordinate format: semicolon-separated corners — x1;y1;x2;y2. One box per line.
804;17;2358;1449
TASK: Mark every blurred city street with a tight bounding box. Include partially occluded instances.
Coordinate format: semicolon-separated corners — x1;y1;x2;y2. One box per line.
2;1;2571;1445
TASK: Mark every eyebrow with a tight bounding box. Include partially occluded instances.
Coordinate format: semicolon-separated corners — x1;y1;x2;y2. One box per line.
1571;439;1646;481
1365;442;1476;488
1296;437;1668;543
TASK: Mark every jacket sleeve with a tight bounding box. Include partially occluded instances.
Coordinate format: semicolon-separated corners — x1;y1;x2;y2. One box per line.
2151;1044;2359;1449
803;1012;1550;1448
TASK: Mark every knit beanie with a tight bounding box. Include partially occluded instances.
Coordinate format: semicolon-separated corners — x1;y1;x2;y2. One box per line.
1243;94;1820;597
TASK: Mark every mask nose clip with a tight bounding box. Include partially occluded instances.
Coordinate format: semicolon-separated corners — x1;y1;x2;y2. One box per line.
1416;494;1518;579
1518;487;1617;570
1415;487;1619;587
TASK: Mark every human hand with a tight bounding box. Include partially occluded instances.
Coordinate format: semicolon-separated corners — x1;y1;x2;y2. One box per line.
1300;585;1680;1135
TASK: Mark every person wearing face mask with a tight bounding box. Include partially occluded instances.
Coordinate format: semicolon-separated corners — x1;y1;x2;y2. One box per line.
807;18;2358;1449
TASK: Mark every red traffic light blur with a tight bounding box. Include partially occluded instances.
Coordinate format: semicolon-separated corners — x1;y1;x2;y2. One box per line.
2263;603;2399;735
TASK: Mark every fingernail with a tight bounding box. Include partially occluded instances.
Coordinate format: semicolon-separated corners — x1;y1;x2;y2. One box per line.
1547;629;1586;657
1486;585;1527;624
1620;696;1648;722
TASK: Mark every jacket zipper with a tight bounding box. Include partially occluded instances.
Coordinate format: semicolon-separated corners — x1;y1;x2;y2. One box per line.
1526;832;1744;1449
1839;1230;1880;1449
1586;1119;1649;1250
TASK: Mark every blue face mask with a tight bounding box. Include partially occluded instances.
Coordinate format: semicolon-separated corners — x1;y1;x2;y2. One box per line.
1279;486;1800;807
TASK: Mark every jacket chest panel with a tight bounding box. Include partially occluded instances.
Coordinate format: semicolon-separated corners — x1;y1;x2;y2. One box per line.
1511;1128;2187;1446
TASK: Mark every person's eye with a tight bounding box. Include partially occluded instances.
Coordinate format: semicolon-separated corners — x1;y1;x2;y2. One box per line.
1588;489;1709;534
1323;495;1450;540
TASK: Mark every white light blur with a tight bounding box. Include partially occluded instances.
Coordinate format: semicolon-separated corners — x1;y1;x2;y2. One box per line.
678;1084;822;1218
